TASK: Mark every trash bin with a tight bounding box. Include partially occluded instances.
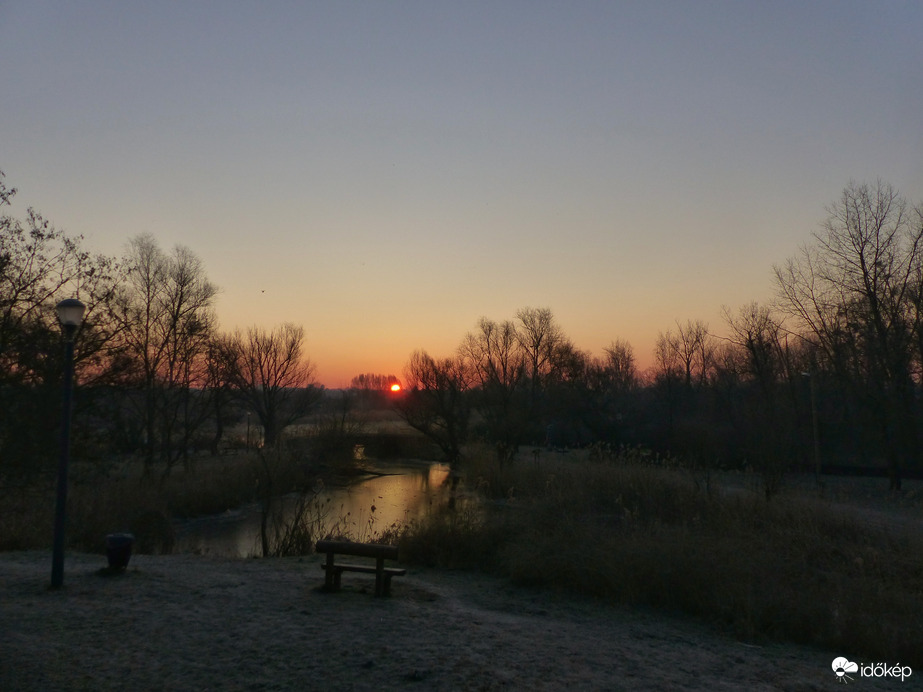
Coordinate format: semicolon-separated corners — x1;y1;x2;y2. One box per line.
105;533;135;570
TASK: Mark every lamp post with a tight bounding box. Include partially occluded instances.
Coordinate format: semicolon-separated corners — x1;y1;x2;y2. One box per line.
50;298;85;589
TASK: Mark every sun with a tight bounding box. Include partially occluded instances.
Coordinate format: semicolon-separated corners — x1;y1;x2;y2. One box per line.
390;383;402;392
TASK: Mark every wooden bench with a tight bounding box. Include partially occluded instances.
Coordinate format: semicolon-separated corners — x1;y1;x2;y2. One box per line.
315;540;406;596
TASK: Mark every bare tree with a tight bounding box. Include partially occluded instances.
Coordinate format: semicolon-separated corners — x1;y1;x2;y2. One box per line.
722;303;788;392
515;307;565;389
775;181;923;489
603;338;638;393
221;323;322;447
721;302;801;497
654;330;681;381
573;339;637;445
652;329;684;440
460;317;528;463
652;320;714;449
671;319;714;388
114;235;218;473
516;306;585;442
396;350;472;465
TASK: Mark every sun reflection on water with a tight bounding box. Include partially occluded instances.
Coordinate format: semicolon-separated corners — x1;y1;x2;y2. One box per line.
173;461;453;557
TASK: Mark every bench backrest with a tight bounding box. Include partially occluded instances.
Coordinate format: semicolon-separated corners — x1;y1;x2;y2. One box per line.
315;540;399;561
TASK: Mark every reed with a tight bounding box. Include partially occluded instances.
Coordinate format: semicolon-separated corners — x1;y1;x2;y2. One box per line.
390;449;923;664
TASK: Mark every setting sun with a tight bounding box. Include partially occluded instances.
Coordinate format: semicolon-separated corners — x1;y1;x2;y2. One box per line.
390;384;402;392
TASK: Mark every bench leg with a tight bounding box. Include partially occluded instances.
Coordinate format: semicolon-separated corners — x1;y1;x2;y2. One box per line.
374;557;384;597
324;552;338;591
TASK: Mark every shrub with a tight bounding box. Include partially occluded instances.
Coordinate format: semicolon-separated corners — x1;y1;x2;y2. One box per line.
381;504;509;570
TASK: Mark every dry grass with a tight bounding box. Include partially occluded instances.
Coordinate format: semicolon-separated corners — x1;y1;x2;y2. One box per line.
0;447;325;556
391;448;923;664
0;485;54;551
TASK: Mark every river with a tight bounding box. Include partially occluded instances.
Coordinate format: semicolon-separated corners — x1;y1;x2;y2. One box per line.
172;460;452;557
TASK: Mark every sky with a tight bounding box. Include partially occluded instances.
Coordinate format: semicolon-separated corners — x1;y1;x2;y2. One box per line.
2;1;922;387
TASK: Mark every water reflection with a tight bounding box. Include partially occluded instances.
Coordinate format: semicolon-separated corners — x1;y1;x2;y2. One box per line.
173;461;451;557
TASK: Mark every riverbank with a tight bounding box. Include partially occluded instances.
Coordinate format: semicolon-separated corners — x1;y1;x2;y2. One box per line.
0;550;906;691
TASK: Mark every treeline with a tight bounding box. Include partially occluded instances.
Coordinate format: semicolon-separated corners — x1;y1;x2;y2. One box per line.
4;171;922;490
0;171;321;484
398;181;923;490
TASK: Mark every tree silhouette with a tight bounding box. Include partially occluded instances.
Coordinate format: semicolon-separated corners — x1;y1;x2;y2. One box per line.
396;350;472;464
113;235;218;474
775;181;923;489
219;323;323;447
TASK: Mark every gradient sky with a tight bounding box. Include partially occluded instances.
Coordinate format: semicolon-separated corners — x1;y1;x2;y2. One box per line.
2;1;922;387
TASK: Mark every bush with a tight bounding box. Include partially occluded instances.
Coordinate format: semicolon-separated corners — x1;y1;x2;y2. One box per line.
382;505;509;570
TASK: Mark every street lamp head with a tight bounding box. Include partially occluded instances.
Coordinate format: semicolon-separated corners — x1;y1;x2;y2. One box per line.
55;298;86;332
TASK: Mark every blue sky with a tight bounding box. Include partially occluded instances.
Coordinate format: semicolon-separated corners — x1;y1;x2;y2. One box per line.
2;1;921;385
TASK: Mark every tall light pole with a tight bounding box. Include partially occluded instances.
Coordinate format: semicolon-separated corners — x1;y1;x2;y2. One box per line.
51;298;85;589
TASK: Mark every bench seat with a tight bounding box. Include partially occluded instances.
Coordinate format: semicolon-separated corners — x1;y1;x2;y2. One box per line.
322;562;407;577
315;540;405;596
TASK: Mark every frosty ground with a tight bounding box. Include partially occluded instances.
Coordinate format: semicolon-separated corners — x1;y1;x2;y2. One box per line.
1;549;909;691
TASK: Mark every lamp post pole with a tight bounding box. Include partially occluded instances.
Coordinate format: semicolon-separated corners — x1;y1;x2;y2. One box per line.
50;298;85;589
